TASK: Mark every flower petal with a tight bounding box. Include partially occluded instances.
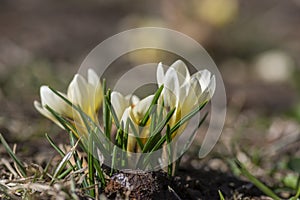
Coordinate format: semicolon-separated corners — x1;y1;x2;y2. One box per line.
67;74;89;112
199;75;216;102
34;100;52;120
163;68;180;108
40;86;71;117
131;95;154;123
90;87;103;112
192;69;212;92
87;69;99;86
34;100;65;129
87;69;103;112
111;91;129;120
170;60;190;85
156;62;165;86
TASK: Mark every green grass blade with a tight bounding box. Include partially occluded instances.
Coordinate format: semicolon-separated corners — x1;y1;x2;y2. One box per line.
170;101;207;134
128;118;144;150
103;80;112;142
0;133;26;177
105;90;120;129
93;156;106;186
88;132;95;197
150;102;207;155
45;133;66;157
57;167;73;179
45;133;76;171
111;145;117;175
51;151;72;183
142;107;176;153
149;110;157;135
51;141;79;184
116;121;124;147
180;112;208;156
218;190;225;200
45;105;80;136
139;85;164;127
76;111;107;188
136;108;175;169
90;128;110;160
123;119;129;151
69;133;89;189
166;125;172;177
235;159;281;200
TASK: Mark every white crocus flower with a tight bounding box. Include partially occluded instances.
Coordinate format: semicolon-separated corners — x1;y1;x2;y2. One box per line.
67;69;102;122
34;86;72;128
111;91;139;121
118;94;154;152
34;69;103;136
157;60;216;134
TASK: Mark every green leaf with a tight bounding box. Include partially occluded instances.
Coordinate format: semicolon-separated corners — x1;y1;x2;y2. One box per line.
45;133;66;157
111;145;117;176
137;108;176;169
103;79;112;142
57;167;73;179
69;132;89;188
218;190;225;200
45;104;80;137
0;133;26;177
150;102;207;155
180;112;208;156
234;159;281;200
51;140;79;184
149;109;157;135
105;90;120;129
93;156;106;186
170;101;207;134
88;130;95;197
128;118;144;150
166;125;172;177
142;107;176;153
139;85;164;127
123;119;129;151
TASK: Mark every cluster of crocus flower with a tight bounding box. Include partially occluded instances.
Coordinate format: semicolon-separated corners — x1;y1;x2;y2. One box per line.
34;60;215;154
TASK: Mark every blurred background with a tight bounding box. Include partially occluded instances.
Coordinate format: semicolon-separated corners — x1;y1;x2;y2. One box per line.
1;0;300;171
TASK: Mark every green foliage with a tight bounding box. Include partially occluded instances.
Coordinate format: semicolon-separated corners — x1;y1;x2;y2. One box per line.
234;159;282;200
0;133;26;177
218;190;225;200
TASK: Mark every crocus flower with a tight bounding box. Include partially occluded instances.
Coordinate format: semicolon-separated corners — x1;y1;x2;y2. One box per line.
34;69;103;136
111;91;139;122
157;60;216;134
34;86;72;128
121;94;154;152
111;91;154;152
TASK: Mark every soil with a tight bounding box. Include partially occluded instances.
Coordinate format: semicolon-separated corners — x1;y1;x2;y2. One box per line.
104;169;266;200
